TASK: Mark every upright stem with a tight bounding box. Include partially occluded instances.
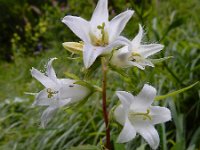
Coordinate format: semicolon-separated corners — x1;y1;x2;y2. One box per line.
101;57;111;150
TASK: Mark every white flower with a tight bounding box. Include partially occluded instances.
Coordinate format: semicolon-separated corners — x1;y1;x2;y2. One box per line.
62;0;134;68
31;58;90;128
114;84;171;149
111;25;164;70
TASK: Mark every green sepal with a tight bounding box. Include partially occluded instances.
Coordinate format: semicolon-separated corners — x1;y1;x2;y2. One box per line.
155;81;199;101
150;56;173;64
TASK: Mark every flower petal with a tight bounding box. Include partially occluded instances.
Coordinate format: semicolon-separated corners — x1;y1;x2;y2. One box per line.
150;106;171;125
62;16;90;43
103;36;131;54
57;98;71;107
90;0;108;27
139;44;164;58
135;123;159;150
41;106;57;128
131;24;143;49
83;44;104;68
31;68;57;88
59;84;90;103
111;46;130;67
109;10;134;42
131;84;156;110
116;91;134;108
33;89;52;106
117;118;136;143
126;61;145;70
114;104;126;125
59;79;75;85
46;58;58;82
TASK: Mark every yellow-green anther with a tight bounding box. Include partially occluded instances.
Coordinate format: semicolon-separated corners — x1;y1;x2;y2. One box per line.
47;88;58;98
129;109;152;121
97;22;108;46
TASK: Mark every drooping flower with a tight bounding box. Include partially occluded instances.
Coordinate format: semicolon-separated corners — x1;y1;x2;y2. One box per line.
114;84;171;149
31;58;90;127
111;25;164;70
62;0;134;68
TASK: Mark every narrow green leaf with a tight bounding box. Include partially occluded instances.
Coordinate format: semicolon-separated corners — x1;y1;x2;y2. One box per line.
155;81;199;101
109;64;128;78
64;72;80;80
136;144;146;150
150;56;173;64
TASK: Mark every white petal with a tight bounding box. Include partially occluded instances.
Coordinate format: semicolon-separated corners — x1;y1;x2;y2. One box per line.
117;118;136;143
150;106;171;125
117;46;130;55
59;84;90;103
127;59;154;70
31;68;57;88
116;91;134;108
109;10;134;42
131;24;143;49
41;106;57;128
83;44;104;68
57;98;71;107
102;37;131;54
114;104;126;125
59;79;75;85
46;58;57;82
136;123;159;150
62;16;90;43
126;61;145;70
33;89;52;106
90;0;108;27
131;84;156;111
139;44;164;58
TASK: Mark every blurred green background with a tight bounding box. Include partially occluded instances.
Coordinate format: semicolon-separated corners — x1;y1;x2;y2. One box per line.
0;0;199;149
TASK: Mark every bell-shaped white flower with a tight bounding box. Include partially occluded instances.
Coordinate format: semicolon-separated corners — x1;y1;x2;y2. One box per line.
114;84;171;149
31;58;90;128
62;0;134;68
111;25;164;70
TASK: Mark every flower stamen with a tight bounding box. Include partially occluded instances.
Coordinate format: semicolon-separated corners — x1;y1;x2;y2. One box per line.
128;109;152;120
47;88;58;98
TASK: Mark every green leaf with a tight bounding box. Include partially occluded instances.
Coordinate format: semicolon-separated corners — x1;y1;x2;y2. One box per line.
74;80;101;92
64;72;80;80
136;144;147;150
69;145;100;150
109;64;128;78
114;143;125;150
150;56;173;64
84;57;101;79
155;81;199;101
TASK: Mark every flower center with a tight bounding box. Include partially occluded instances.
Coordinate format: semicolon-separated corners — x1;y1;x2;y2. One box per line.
46;88;58;98
128;109;152;121
90;22;109;46
128;52;142;62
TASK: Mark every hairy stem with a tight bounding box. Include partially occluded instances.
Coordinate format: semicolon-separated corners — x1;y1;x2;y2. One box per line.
101;57;111;150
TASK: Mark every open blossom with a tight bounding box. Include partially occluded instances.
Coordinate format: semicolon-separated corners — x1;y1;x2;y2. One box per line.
62;0;134;68
31;58;90;128
114;84;171;149
111;25;164;70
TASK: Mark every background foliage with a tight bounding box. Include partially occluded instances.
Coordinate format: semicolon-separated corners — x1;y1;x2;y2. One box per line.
0;0;199;149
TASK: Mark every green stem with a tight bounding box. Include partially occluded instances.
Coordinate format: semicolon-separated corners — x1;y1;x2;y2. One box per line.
101;57;111;150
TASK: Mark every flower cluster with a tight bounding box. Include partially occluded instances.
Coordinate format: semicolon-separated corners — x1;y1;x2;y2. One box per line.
30;0;171;149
